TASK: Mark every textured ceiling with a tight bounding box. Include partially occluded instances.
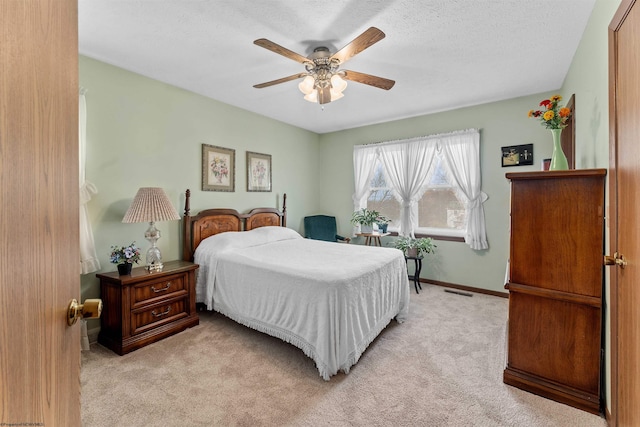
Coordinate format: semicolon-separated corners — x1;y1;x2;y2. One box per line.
78;0;596;134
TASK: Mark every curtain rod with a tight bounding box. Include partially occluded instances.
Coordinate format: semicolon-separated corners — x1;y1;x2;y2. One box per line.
354;128;479;149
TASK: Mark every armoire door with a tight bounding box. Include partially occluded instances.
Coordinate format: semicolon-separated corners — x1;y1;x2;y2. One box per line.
0;0;81;424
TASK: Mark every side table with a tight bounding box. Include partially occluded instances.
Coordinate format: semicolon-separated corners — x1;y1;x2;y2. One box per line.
97;260;199;355
356;232;390;246
404;255;423;293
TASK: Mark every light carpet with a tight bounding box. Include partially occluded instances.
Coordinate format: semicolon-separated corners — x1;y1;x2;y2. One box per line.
81;285;608;426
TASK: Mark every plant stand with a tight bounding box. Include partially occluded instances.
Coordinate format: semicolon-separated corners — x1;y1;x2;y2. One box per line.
404;255;423;293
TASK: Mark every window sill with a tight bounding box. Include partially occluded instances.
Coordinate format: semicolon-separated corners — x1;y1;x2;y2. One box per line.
386;230;465;243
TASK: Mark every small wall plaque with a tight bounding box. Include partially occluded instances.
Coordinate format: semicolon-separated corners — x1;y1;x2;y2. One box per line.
501;144;534;167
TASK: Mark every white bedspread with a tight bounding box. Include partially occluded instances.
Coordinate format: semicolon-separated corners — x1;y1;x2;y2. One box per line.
194;226;410;380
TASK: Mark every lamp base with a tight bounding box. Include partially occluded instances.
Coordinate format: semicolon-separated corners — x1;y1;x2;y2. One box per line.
146;262;163;272
145;222;163;271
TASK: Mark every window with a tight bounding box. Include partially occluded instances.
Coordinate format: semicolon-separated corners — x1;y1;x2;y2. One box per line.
367;162;398;226
353;129;488;250
367;155;467;238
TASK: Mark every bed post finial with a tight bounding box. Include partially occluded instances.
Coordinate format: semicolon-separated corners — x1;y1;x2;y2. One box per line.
182;189;192;261
282;193;287;227
184;189;191;217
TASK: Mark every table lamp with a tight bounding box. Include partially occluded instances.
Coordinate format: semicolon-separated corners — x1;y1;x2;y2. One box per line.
122;187;180;271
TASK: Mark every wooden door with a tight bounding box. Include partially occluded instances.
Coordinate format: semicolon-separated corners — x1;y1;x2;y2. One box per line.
561;94;575;169
0;0;80;425
609;0;640;425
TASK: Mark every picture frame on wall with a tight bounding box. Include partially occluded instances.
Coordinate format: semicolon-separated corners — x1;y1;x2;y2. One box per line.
202;144;235;192
246;151;272;192
501;143;534;167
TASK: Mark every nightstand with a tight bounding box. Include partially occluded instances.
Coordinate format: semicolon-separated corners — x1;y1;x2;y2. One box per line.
97;260;199;355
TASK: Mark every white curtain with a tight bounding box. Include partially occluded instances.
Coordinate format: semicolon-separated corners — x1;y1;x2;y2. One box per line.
377;138;437;237
439;130;489;250
353;129;488;250
79;88;101;274
351;144;378;235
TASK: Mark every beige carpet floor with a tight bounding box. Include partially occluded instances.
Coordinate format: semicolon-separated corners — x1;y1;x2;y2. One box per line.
81;285;608;426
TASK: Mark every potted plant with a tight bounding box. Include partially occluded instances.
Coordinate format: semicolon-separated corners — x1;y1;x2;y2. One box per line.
110;242;141;275
375;214;390;233
393;236;436;258
350;208;381;233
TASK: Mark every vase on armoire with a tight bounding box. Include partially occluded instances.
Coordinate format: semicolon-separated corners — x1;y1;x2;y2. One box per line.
549;128;569;171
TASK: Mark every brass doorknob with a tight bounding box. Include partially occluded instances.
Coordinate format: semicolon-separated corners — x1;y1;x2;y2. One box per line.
604;252;627;268
67;298;102;326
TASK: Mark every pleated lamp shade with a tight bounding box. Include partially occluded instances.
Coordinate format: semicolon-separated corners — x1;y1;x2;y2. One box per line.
122;188;180;223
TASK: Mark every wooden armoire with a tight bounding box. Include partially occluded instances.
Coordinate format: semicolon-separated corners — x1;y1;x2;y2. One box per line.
504;169;606;414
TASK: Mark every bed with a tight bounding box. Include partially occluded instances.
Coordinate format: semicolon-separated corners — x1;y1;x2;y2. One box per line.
182;190;410;380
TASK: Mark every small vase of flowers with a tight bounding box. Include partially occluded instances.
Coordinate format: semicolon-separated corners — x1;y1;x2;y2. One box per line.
110;242;141;275
528;94;571;170
528;94;571;129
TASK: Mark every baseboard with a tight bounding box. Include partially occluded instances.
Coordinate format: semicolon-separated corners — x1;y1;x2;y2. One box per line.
503;367;601;415
88;326;100;344
422;278;509;298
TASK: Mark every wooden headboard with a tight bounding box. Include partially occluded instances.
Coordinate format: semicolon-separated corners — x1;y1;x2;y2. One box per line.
182;189;287;261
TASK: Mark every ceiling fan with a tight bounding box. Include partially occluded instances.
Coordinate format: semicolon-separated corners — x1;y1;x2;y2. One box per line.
253;27;395;105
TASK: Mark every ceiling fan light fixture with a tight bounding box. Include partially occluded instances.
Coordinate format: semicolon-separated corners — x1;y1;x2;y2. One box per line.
298;75;315;95
330;74;347;92
303;91;318;103
302;85;345;104
301;73;347;104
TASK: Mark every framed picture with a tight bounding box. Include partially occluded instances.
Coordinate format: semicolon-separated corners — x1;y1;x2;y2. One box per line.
501;144;534;167
202;144;235;192
246;151;272;192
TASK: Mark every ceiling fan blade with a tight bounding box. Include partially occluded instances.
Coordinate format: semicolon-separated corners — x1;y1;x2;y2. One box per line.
318;87;331;104
341;70;395;90
253;73;308;89
330;27;386;65
253;38;310;64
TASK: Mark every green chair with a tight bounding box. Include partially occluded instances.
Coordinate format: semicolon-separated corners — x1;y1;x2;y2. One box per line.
303;215;350;243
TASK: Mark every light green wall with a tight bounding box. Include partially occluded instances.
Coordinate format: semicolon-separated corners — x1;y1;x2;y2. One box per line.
80;56;320;303
562;0;619;171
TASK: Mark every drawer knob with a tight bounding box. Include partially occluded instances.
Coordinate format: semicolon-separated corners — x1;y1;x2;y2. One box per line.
151;307;171;318
151;282;171;293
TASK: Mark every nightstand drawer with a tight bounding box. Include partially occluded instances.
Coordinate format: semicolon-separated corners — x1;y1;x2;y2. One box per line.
131;297;187;335
131;273;187;307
